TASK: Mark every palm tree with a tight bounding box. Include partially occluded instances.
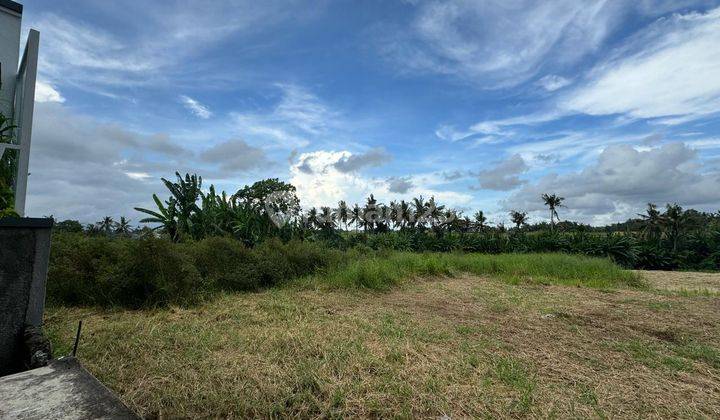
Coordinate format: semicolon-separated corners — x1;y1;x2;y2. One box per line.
426;196;445;230
363;194;379;232
98;216;115;235
510;210;528;230
319;206;336;231
85;223;102;236
473;210;487;232
307;207;319;230
412;196;427;230
115;217;132;236
663;203;686;252
541;193;564;232
399;200;412;230
349;204;362;232
337;200;349;231
638;203;663;242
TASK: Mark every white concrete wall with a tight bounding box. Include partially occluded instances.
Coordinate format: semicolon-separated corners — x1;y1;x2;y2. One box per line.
0;3;21;117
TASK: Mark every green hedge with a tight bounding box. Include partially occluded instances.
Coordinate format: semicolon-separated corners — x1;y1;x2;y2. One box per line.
47;233;341;308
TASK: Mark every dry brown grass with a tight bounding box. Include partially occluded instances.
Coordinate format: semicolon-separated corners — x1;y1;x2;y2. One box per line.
45;272;720;418
637;269;720;293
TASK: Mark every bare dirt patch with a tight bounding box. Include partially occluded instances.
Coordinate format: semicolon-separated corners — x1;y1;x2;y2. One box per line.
45;274;720;418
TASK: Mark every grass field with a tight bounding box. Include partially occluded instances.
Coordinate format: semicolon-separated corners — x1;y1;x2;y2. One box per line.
44;254;720;418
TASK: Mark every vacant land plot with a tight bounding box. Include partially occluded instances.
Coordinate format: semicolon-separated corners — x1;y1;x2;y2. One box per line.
45;269;720;418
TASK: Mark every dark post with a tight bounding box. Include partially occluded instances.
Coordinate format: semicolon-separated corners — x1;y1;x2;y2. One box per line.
0;217;53;376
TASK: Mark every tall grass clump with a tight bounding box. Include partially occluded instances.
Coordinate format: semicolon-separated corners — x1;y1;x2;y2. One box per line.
306;252;642;291
446;253;644;289
308;252;454;290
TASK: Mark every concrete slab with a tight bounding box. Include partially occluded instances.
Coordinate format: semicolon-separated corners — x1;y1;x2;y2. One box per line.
0;357;137;419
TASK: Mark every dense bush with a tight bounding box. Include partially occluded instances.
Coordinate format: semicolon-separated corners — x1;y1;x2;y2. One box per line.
187;236;258;292
47;233;342;308
47;233;127;306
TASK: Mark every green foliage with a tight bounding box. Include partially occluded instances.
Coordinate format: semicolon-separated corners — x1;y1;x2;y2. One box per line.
103;236;207;308
136;174;301;246
0;111;18;213
47;232;340;308
187;236;258;291
55;219;84;233
303;252;640;291
128;173;720;271
47;233;205;308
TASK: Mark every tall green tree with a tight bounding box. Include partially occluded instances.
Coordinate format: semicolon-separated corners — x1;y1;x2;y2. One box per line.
412;196;427;230
349;204;362;232
541;193;565;232
473;210;487;232
337;200;349;231
663;203;686;252
98;216;115;235
638;203;663;242
115;217;133;236
363;194;379;232
510;210;528;230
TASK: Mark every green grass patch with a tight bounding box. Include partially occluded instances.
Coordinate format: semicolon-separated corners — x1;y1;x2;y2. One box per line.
491;356;537;413
302;252;643;291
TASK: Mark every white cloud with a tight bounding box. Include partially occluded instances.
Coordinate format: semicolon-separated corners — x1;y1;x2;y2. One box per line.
504;142;720;224
474;154;528;191
199;139;268;172
379;0;624;88
561;7;720;122
435;125;475;142
29;2;322;93
25;103;192;222
333;148;391;172
444;5;720;140
34;80;65;103
537;75;572;91
124;171;152;181
290;150;472;210
231;84;338;149
386;176;414;193
180;95;212;119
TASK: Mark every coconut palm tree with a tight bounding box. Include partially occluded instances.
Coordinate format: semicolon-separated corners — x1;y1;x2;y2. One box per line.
115;217;132;236
398;200;412;230
638;203;663;242
363;194;379;232
306;207;319;230
663;203;686;252
510;210;528;230
473;210;487;232
349;204;362;232
319;206;336;231
541;193;564;232
412;196;427;230
98;216;115;235
337;200;349;231
426;196;445;229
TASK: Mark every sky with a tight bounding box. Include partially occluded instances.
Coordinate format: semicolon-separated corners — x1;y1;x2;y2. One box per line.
15;0;720;226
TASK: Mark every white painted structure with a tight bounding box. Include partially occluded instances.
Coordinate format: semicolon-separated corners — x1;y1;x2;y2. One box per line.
0;0;39;216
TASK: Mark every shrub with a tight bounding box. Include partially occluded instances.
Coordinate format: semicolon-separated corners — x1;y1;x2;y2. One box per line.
48;232;208;308
101;236;207;308
252;238;340;287
47;232;127;306
188;236;259;291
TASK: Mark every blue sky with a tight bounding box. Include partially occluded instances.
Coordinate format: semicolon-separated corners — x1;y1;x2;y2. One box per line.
17;0;720;225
